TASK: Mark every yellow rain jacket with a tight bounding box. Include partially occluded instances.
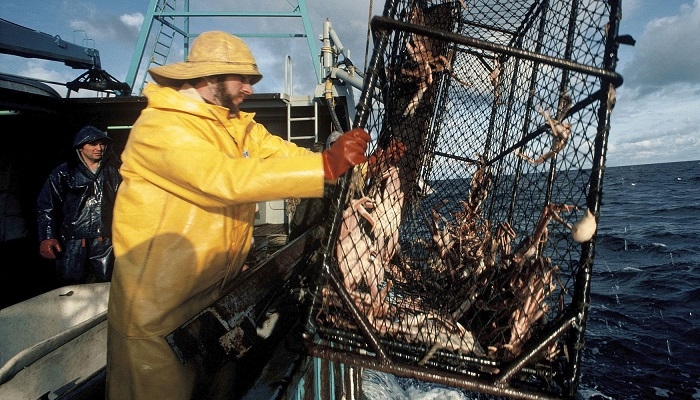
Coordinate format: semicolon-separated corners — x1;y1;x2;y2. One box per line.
106;83;324;399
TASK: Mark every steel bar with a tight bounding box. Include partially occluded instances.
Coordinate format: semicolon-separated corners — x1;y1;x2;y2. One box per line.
307;344;567;400
496;314;576;384
371;16;623;86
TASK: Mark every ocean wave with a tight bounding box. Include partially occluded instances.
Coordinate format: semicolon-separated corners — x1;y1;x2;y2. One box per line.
595;233;699;258
579;333;699;399
593;263;700;293
363;370;473;400
576;387;616;400
363;370;410;400
577;162;700;400
652;203;700;215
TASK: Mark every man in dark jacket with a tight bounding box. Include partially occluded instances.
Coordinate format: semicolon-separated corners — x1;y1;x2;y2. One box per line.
37;125;122;284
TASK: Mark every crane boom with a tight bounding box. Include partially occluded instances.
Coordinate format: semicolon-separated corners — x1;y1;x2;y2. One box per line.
0;18;131;96
0;18;100;69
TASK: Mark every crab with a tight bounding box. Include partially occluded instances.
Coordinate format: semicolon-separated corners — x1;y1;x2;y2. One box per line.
510;203;577;264
424;157;492;279
496;203;576;358
517;95;573;166
489;56;504;103
503;258;558;358
427;199;576;360
336;196;391;321
335;163;405;322
400;6;452;116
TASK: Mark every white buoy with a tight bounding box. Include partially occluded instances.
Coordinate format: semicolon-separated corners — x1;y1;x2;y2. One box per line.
572;208;597;243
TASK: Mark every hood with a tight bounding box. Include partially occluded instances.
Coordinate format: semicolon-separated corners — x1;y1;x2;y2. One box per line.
73;126;113;148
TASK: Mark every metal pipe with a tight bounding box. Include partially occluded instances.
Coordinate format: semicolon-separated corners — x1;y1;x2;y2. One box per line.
371;16;623;87
567;0;624;395
328;23;349;59
307;344;567;400
325;260;392;363
487;85;608;167
285;55;293;96
333;68;364;91
322;19;334;78
353;0;399;129
496;314;576;384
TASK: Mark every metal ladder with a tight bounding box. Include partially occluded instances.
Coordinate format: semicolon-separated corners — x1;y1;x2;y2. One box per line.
140;1;177;94
125;0;178;95
287;98;318;145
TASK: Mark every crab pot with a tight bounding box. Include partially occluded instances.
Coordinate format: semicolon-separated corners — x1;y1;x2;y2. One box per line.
306;0;623;398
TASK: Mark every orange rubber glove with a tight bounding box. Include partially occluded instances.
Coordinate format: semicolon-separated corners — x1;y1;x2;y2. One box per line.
39;238;62;259
322;128;371;181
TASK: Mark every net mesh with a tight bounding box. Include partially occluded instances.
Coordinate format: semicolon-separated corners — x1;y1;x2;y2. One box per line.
310;0;621;396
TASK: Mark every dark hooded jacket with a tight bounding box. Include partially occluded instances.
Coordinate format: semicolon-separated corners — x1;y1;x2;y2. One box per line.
37;126;122;242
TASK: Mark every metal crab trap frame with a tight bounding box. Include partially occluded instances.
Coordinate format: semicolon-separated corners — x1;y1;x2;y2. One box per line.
305;0;625;398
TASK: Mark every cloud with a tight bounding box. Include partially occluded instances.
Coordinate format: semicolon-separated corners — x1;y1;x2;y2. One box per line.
120;13;144;30
621;0;643;14
69;14;140;45
621;0;700;92
16;60;96;98
608;133;699;166
608;82;700;165
23;60;66;83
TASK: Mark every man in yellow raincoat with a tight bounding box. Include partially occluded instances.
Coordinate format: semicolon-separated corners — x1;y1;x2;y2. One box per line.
106;31;370;399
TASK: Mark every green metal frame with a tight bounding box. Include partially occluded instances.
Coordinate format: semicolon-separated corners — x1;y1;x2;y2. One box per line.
125;0;321;96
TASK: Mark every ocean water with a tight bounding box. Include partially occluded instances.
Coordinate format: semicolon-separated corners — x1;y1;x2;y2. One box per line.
363;160;700;400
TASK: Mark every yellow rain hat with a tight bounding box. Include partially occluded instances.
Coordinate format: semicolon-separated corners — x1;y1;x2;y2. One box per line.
148;31;263;86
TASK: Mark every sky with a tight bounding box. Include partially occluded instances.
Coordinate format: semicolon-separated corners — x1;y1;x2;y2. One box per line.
1;0;699;167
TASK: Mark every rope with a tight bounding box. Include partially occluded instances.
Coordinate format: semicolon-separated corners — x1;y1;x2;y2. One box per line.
363;0;374;74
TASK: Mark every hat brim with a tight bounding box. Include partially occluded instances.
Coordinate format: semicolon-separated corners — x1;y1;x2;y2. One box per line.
149;61;263;86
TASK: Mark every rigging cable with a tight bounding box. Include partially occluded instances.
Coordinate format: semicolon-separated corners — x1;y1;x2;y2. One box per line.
363;0;374;74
